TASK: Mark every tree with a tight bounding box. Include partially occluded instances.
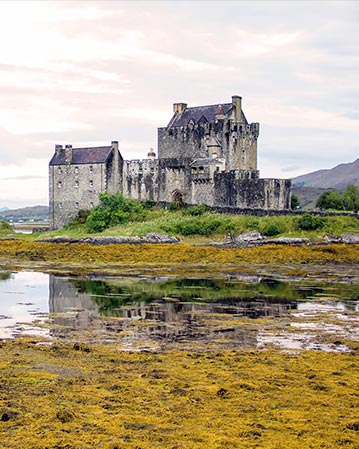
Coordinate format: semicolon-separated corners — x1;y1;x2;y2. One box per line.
290;194;300;210
316;190;343;211
343;184;359;212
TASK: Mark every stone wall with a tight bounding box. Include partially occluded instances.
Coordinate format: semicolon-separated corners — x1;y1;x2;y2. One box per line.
213;172;291;210
158;126;207;160
157;158;192;203
49;162;107;229
122;159;159;202
158;117;259;173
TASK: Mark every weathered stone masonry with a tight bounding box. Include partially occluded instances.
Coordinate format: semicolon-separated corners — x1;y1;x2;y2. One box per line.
49;95;291;229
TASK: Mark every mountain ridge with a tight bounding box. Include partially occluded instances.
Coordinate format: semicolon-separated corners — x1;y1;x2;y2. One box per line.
292;158;359;189
0;205;49;222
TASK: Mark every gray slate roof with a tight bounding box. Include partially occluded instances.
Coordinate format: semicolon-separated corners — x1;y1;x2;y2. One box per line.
190;158;225;167
168;103;248;127
49;146;112;166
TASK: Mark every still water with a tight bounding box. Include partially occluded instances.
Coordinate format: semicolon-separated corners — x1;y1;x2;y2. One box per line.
0;270;358;351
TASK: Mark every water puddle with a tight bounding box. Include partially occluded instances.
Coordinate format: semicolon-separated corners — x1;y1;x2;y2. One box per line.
0;270;358;351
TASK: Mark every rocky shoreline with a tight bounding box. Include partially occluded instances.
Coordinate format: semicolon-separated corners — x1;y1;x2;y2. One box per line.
36;231;359;248
217;232;359;248
38;232;180;245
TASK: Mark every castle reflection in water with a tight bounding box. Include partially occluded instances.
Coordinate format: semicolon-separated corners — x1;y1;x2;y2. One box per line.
48;275;296;347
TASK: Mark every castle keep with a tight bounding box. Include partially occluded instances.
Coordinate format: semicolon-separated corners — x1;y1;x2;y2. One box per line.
49;95;291;229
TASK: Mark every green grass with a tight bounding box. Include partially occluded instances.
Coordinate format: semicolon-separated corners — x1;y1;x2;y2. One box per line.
11;207;359;242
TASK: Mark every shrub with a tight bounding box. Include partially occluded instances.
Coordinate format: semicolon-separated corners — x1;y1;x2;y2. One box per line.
160;216;222;236
167;202;181;211
291;194;300;210
263;223;281;236
65;210;90;228
85;193;147;233
0;220;12;233
297;214;325;231
183;204;208;216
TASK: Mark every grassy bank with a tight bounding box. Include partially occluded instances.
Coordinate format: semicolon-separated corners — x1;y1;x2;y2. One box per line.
0;339;358;449
62;209;359;238
3;208;357;242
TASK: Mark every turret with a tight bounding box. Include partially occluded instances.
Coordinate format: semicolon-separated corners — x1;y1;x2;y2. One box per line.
147;148;156;160
232;95;242;123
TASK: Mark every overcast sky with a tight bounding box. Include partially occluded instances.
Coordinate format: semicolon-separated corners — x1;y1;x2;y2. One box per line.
0;0;358;208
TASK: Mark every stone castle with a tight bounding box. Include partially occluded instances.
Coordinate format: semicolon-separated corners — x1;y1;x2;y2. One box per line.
49;95;291;229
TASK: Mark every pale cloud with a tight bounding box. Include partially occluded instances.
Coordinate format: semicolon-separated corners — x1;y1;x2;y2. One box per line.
234;30;302;57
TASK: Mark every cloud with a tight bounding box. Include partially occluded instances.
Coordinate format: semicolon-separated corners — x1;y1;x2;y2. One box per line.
0;0;358;207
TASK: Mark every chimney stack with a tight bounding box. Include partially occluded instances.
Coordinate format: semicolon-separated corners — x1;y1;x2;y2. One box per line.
55;144;63;154
173;103;187;114
232;95;242;123
64;144;72;164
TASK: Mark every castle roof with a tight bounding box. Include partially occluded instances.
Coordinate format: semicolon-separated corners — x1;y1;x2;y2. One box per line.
49;146;113;166
190;157;225;167
168;103;248;128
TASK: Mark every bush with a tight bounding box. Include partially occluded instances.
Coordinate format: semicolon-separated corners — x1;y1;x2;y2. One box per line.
65;210;90;228
263;223;281;236
160;217;222;236
0;220;12;233
297;214;325;231
291;195;300;210
167;202;181;211
183;204;208;216
85;194;147;233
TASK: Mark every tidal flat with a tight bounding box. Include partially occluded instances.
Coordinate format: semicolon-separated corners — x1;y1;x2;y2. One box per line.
0;241;358;448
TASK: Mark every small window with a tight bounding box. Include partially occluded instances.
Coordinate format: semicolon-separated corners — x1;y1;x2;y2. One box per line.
75;202;79;208
57;181;62;188
89;180;93;188
74;166;79;174
90;202;94;208
75;180;79;188
58;167;62;175
59;203;63;209
89;165;93;173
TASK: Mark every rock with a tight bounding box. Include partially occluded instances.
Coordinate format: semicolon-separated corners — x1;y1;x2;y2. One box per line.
216;387;229;398
341;233;359;244
142;233;180;244
79;236;142;245
264;237;310;245
1;410;18;422
39;234;179;245
325;234;342;243
39;236;79;243
232;232;263;246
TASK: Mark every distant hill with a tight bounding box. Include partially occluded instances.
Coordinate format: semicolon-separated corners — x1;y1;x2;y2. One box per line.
0;205;49;223
291;185;331;211
292;159;359;189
